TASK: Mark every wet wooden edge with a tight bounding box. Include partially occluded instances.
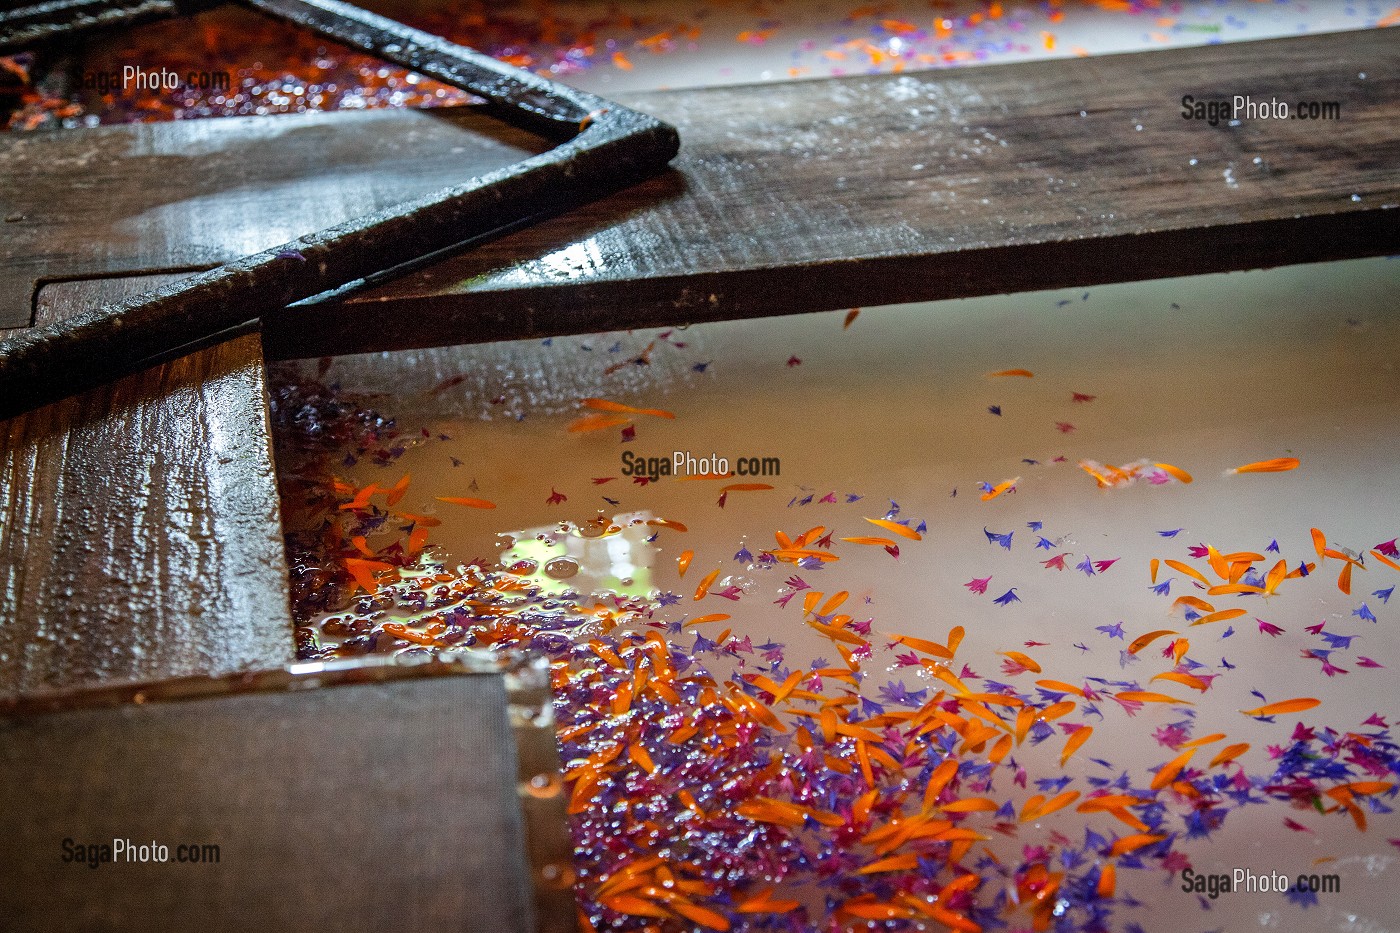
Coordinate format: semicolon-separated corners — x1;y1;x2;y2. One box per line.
0;274;295;699
0;106;552;329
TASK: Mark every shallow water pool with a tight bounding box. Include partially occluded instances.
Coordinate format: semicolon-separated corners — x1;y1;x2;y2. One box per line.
273;256;1399;932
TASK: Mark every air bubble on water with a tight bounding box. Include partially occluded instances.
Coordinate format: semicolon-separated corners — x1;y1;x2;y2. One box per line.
544;557;580;580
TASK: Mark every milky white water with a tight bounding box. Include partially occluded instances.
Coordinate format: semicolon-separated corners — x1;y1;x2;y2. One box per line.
284;256;1400;931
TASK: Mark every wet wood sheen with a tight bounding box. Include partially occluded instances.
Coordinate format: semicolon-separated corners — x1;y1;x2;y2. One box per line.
279;29;1400;357
0;275;293;699
2;32;1392;348
0;105;548;328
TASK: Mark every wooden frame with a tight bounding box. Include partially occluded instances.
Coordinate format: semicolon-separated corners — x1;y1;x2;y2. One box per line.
0;0;679;419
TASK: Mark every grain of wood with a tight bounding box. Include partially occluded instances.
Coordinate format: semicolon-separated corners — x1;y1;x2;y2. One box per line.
1;673;541;932
0;275;293;698
0;106;548;328
271;30;1399;356
7;33;1391;353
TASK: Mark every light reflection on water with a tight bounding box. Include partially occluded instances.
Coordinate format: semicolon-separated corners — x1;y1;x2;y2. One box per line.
499;511;661;601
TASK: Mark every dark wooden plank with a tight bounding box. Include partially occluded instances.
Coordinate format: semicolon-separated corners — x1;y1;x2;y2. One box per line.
0;274;293;698
264;29;1399;357
0;105;549;328
0;665;555;932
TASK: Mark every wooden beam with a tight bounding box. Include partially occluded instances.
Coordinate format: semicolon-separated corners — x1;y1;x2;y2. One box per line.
265;29;1399;357
0;275;294;698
